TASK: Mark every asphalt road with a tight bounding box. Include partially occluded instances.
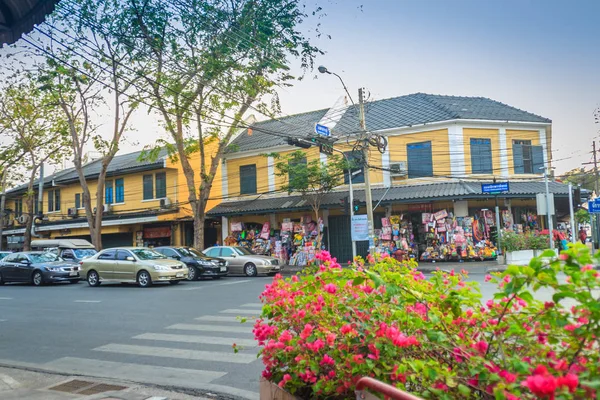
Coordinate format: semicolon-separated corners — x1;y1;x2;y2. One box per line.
0;271;556;400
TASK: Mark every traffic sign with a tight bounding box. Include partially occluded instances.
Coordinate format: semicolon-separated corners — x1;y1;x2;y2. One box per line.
315;123;331;137
481;182;509;194
589;198;600;214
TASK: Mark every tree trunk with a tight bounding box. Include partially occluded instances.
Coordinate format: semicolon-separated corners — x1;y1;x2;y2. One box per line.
194;211;205;249
23;195;34;251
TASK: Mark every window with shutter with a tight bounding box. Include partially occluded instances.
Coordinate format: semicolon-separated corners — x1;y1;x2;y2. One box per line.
470;138;492;174
531;146;544;173
513;140;536;174
143;175;153;200
155;172;166;198
115;178;124;203
407;141;433;178
75;193;81;209
105;180;114;204
240;165;257;195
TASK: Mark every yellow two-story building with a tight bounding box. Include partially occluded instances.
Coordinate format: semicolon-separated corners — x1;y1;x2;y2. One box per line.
1;93;574;263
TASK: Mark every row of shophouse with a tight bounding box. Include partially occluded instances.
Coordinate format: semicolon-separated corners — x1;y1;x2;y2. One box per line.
0;93;582;264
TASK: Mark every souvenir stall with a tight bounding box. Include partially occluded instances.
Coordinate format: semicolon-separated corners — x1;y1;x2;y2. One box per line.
224;216;324;266
373;215;418;260
418;208;498;262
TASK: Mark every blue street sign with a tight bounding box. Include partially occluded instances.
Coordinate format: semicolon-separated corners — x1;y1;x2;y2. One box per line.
588;198;600;214
315;123;331;137
481;182;509;194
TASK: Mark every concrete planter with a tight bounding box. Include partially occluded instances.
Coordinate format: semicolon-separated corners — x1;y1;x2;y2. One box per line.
505;250;535;265
260;378;301;400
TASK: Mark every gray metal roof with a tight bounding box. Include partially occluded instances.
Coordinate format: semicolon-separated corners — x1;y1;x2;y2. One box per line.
207;180;572;216
0;0;61;45
7;149;167;195
229;93;551;153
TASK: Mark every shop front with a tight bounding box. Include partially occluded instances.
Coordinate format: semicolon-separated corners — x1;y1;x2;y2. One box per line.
140;225;172;248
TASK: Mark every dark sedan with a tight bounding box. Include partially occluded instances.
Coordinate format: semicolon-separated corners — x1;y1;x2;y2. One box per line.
154;246;228;281
0;252;81;286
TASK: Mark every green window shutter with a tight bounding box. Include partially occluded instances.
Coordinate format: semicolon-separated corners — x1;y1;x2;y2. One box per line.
513;144;524;174
155;172;166;198
240;165;257;195
105;180;113;204
470;138;492;174
48;191;54;212
143;175;154;200
531;145;544;173
75;193;81;209
115;178;124;203
55;190;61;211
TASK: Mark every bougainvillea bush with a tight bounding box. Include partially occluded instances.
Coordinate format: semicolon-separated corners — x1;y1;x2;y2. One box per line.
253;245;600;399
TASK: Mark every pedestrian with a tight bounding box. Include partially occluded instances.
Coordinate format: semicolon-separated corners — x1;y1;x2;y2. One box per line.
579;227;587;244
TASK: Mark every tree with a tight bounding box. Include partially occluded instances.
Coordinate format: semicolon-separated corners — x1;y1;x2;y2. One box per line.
576;208;590;225
115;0;324;249
273;150;347;246
0;79;70;250
559;167;595;192
34;0;142;250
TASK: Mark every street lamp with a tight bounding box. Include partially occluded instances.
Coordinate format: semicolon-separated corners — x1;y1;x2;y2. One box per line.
541;166;555;250
319;65;377;256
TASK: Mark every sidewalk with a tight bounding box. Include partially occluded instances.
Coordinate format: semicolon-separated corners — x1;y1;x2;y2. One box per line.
281;260;505;276
0;366;211;400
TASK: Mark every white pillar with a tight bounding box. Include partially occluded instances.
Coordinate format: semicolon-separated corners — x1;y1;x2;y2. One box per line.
499;127;509;177
538;128;548;166
448;125;465;177
221;216;229;242
382;145;391;187
267;156;276;193
221;159;229;198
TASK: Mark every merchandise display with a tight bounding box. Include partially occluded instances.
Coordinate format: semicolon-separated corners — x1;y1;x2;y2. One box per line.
224;216;325;266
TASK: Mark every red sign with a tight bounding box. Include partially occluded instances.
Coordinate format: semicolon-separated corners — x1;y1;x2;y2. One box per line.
143;226;171;239
408;203;433;212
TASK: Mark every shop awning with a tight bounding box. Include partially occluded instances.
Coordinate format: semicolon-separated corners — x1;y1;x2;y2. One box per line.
0;0;61;45
207;180;582;217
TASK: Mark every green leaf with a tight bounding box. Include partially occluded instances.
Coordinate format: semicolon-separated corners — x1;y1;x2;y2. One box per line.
458;384;471;395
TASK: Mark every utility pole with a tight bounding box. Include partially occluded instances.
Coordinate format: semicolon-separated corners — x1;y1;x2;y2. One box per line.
568;182;576;244
0;170;6;251
359;88;376;254
583;140;599;249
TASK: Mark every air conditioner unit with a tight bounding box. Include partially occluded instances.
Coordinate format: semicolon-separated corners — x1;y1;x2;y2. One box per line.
67;208;78;217
17;215;28;225
389;161;407;177
160;198;172;208
103;204;111;213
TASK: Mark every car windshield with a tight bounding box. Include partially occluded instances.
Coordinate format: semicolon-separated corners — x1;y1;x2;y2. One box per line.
131;249;166;260
29;253;61;263
233;247;255;256
178;248;204;258
73;249;97;259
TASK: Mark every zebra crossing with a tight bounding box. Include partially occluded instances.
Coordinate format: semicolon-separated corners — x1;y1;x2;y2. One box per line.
40;303;265;400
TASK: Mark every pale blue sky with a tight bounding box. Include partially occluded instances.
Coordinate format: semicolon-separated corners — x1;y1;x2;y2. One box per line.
271;0;600;173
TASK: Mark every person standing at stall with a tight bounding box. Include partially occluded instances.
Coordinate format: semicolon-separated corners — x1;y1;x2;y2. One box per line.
579;227;587;244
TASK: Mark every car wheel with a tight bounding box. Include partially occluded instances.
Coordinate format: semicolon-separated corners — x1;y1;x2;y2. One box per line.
87;270;101;287
244;263;258;277
186;266;197;281
32;271;44;286
169;280;180;285
137;270;152;288
0;272;4;285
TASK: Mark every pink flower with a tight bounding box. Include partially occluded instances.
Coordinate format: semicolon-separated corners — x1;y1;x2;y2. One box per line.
279;330;293;343
499;370;518;384
559;253;568;261
484;274;492;282
564;323;581;332
522;374;558;397
324;283;337;294
340;324;354;335
320;354;335;366
300;324;314;340
472;340;488;354
278;373;292;387
557;373;578;392
503;275;511;283
291;275;299;282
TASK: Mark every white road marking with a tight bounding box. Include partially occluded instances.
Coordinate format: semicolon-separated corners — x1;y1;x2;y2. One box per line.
177;286;205;291
94;343;256;364
43;357;225;383
214;279;251;286
0;297;13;300
74;300;101;303
134;332;256;347
0;373;20;388
219;308;263;315
195;315;257;323
167;323;253;334
241;303;263;308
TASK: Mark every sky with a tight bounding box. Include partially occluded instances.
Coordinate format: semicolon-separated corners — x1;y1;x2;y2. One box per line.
5;0;600;176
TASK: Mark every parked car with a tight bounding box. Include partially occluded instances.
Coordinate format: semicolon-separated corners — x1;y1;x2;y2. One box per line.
31;239;97;263
203;246;282;277
154;246;228;281
0;251;80;286
80;247;188;287
0;251;11;260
